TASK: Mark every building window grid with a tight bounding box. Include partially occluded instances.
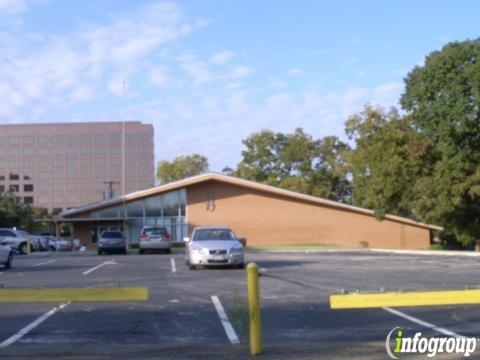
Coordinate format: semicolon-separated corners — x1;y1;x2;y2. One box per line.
0;125;153;213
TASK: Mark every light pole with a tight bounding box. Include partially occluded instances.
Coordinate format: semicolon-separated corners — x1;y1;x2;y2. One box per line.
121;79;127;241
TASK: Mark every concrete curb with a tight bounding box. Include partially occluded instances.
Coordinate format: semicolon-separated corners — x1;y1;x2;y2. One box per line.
249;248;480;257
369;248;480;257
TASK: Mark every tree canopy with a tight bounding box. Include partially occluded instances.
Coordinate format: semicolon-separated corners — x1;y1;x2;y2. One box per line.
0;192;48;233
156;154;209;184
235;128;351;202
400;39;480;244
345;106;429;219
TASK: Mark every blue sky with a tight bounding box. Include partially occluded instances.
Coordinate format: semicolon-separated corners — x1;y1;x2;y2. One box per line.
0;0;478;171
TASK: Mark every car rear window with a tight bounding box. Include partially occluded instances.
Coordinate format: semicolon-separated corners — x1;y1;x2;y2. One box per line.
144;228;168;236
102;231;123;238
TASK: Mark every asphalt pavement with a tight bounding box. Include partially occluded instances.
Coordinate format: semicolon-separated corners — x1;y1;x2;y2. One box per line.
0;250;479;359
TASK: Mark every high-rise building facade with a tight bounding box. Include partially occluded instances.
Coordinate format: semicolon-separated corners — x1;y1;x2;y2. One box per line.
0;121;154;214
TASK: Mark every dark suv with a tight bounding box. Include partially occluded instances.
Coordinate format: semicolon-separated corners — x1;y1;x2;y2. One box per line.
97;231;127;255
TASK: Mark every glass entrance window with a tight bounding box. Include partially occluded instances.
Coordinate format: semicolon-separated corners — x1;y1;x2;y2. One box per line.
90;189;187;243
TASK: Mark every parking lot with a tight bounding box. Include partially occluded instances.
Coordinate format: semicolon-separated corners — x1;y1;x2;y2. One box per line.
1;250;480;359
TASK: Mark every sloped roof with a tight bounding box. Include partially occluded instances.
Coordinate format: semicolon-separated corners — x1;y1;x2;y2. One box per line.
61;172;443;231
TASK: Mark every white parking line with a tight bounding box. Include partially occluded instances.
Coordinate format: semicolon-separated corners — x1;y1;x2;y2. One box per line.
0;302;70;348
82;259;116;275
31;260;57;267
383;307;465;338
211;295;240;345
170;257;176;273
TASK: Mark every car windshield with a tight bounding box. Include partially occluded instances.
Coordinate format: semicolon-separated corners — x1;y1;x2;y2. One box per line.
102;231;123;238
144;228;168;236
192;229;236;241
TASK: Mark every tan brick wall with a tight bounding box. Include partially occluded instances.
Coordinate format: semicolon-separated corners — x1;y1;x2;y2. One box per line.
186;180;430;250
72;223;94;249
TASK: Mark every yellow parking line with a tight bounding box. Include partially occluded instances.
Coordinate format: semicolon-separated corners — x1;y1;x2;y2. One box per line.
330;289;480;309
0;287;149;303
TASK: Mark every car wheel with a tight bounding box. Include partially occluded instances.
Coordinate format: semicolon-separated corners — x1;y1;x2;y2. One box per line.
189;263;196;270
236;263;245;269
19;242;28;255
139;249;144;255
5;253;12;269
165;249;171;254
97;249;103;255
49;246;56;252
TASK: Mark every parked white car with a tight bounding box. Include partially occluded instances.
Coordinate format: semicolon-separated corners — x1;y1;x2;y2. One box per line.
40;235;72;251
184;227;245;269
0;244;13;269
31;235;49;252
0;228;30;254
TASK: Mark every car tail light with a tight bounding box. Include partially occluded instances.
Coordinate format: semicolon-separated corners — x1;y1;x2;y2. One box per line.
140;235;147;241
164;234;171;241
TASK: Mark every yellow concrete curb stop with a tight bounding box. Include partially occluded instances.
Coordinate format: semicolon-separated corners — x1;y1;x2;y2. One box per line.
330;289;480;309
0;287;149;302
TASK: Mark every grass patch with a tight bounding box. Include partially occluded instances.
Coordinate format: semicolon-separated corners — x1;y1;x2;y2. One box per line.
229;293;248;343
429;244;445;251
171;242;186;249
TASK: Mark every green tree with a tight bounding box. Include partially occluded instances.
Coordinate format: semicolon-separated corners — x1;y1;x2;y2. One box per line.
235;128;351;201
156;154;209;184
345;106;429;218
0;192;48;233
401;39;480;244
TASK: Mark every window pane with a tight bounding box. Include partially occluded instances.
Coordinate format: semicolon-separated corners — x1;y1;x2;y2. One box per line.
127;200;143;217
98;206;120;218
24;184;34;192
162;191;178;216
145;195;162;217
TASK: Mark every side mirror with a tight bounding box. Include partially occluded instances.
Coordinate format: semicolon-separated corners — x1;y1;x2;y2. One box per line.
238;237;247;247
183;237;190;243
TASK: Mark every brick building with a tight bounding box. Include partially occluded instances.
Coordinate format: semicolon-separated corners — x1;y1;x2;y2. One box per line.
0;121;154;214
58;173;442;250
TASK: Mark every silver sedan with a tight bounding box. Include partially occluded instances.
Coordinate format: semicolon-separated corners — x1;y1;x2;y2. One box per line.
0;244;13;269
184;227;245;269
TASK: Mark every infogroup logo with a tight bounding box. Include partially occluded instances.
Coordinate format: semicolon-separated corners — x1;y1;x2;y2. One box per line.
385;327;478;358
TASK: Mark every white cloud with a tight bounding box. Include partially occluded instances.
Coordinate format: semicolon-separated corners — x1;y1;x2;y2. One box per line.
129;81;405;171
266;93;292;108
225;82;243;90
268;78;287;88
0;1;199;122
147;65;171;88
352;36;362;46
106;73;128;96
231;65;254;78
0;0;27;16
340;56;357;68
179;54;216;84
287;68;303;77
0;1;405;175
355;70;368;78
209;50;235;65
371;82;403;107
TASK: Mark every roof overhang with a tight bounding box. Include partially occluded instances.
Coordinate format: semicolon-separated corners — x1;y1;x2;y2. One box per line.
60;172;443;231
